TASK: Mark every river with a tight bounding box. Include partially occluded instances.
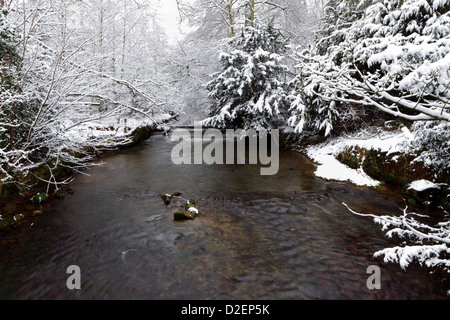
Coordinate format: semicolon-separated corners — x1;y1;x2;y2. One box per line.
0;132;448;299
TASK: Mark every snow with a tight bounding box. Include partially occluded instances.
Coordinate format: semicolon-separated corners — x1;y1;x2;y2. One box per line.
408;179;439;192
63;113;172;145
308;149;380;187
374;243;449;271
188;207;199;215
306;126;414;187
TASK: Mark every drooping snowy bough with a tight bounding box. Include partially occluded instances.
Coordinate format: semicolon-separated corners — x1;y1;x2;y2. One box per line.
343;202;450;292
289;0;450;136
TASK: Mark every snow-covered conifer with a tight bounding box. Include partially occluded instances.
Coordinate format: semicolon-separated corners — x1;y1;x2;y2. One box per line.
289;0;450;136
203;21;290;131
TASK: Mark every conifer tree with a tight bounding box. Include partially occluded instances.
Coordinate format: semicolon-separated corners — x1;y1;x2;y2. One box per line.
289;0;450;137
203;21;290;131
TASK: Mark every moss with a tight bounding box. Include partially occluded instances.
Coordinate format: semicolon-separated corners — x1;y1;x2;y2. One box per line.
31;193;49;204
174;211;190;220
336;146;364;170
407;198;418;206
129;125;158;145
336;146;449;209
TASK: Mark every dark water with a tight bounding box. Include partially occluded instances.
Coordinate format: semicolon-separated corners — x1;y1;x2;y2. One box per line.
0;133;448;299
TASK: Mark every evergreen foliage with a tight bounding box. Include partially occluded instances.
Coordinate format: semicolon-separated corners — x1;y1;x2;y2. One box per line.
203;21;290;131
289;0;450;136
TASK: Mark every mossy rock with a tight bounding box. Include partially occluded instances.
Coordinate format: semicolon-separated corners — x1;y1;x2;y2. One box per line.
407;186;442;209
184;201;195;211
130;126;156;145
161;192;183;205
161;194;172;205
185;207;199;218
31;193;49;204
174;207;199;221
174;211;191;220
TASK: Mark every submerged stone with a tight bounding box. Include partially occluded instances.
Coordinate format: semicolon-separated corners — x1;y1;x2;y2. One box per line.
161;194;172;205
174;207;199;221
174;211;190;220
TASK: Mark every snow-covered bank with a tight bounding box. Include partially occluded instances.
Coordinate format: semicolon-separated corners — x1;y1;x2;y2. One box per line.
305;126;415;187
63;113;174;146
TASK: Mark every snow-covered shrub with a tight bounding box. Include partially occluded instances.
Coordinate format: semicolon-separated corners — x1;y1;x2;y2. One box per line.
412;121;450;173
203;21;290;131
289;0;450;137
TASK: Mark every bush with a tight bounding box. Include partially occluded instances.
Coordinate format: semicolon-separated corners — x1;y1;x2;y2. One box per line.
412;121;450;174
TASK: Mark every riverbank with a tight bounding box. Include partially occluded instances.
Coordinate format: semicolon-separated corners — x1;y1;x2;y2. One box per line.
1;120;448;232
300;124;449;213
0;114;177;231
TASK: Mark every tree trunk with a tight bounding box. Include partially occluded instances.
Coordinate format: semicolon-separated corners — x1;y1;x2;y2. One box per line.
226;0;235;37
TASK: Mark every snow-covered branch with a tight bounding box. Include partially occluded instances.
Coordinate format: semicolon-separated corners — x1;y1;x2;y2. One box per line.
289;0;450;137
343;203;450;275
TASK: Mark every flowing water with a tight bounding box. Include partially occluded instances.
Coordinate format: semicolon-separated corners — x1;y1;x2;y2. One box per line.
0;133;448;299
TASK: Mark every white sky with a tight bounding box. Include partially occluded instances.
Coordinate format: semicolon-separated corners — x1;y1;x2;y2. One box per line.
158;0;180;39
157;0;193;44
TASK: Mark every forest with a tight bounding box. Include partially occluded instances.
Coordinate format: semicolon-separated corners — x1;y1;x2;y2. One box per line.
0;0;449;300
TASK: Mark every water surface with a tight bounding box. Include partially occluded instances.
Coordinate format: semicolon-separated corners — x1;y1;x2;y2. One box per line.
0;133;448;299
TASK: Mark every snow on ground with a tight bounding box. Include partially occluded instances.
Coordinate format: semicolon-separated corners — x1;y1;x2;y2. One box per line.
62;113;173;145
305;126;415;187
408;179;439;192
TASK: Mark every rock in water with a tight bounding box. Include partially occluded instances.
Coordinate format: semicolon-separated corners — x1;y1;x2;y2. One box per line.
407;179;443;209
31;193;49;204
161;194;172;205
174;207;200;221
174;211;190;220
161;192;182;205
